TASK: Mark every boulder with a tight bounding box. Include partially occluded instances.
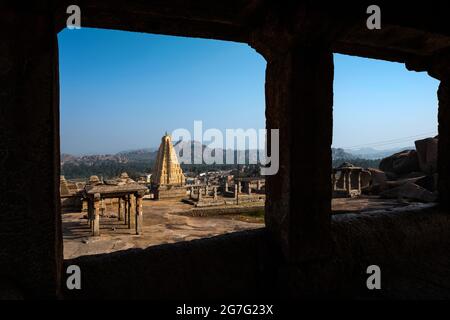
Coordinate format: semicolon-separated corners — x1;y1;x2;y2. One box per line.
367;168;387;187
415;174;438;192
415;137;438;174
384;177;425;189
379;182;437;203
398;171;427;179
379;149;420;175
362;168;388;194
360;170;372;190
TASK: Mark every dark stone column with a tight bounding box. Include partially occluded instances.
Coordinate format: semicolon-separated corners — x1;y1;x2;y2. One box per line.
0;8;62;298
263;44;334;262
438;78;450;209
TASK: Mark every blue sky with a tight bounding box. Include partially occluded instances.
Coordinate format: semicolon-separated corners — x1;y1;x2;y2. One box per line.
333;54;438;151
58;27;439;155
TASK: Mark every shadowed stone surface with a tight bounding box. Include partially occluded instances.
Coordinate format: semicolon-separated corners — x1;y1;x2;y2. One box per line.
63;206;450;299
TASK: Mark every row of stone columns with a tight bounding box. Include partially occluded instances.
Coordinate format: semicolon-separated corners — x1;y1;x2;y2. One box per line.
189;185;219;201
223;180;263;195
88;193;144;236
331;170;362;196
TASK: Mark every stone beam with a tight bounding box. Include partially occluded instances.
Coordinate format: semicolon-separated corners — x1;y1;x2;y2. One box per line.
53;0;257;43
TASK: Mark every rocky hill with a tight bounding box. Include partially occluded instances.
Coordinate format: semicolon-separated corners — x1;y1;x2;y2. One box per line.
332;148;355;160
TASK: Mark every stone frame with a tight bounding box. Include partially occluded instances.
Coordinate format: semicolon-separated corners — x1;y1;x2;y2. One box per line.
1;2;449;299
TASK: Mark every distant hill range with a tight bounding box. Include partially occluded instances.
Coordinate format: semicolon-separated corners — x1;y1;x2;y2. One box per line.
61;153;130;165
331;146;413;169
63;145;413;166
61;141;265;179
340;146;414;160
62;140;262;167
331;148;355;160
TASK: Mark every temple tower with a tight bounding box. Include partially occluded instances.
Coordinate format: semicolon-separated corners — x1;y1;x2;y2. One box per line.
152;133;185;186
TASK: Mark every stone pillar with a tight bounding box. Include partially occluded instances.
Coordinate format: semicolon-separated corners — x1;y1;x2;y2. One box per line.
198;188;202;201
123;197;128;225
438;78;450;209
256;180;261;191
130;194;135;227
342;172;346;191
87;200;93;226
135;193;144;235
213;187;218;200
92;194;101;236
127;195;134;229
346;171;352;195
225;182;229;192
260;42;333;262
247;183;252;195
0;8;62;298
118;198;123;221
357;171;362;193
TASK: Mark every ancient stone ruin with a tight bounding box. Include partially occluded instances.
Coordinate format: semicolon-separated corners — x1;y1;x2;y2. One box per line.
60;176;84;211
184;177;265;208
333;136;439;204
81;173;148;236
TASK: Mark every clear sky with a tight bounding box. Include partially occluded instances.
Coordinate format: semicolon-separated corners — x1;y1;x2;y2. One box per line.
333;53;439;151
58;27;439;155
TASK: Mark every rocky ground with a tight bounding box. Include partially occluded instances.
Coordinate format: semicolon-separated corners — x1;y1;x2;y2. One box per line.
331;196;433;214
62;199;264;259
63;196;427;259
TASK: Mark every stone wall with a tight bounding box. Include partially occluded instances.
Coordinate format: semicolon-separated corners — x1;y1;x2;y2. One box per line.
0;5;62;299
63;206;450;299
